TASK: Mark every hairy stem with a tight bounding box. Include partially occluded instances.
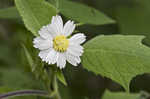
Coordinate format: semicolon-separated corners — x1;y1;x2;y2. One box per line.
0;90;48;99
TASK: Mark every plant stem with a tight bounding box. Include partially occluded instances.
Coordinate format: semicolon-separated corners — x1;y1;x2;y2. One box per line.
53;74;61;99
45;66;61;99
0;90;48;99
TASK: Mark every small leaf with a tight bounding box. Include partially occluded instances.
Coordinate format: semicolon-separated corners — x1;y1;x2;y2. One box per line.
15;0;57;36
22;44;34;70
82;35;150;91
22;44;47;81
102;90;141;99
59;0;115;25
0;7;20;19
56;69;67;86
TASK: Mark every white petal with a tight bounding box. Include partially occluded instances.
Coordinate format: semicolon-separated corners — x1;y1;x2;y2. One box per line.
63;20;75;36
51;15;63;28
67;44;84;57
33;37;53;50
38;25;53;39
39;48;51;61
46;49;58;64
69;33;86;45
57;53;66;69
39;49;58;64
50;15;63;35
75;56;81;64
66;52;81;66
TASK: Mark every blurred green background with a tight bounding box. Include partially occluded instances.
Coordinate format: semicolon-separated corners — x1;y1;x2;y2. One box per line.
1;0;150;99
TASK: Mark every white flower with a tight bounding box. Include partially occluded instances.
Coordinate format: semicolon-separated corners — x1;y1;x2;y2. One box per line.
33;15;86;69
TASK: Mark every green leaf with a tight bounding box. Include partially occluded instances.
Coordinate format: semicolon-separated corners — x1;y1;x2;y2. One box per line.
102;90;140;99
22;43;52;92
0;7;20;19
56;69;67;86
15;0;57;36
22;44;46;81
22;44;34;70
59;0;115;25
82;35;150;91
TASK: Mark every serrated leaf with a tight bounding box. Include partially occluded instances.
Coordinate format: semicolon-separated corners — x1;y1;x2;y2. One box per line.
82;35;150;91
0;7;20;19
15;0;57;36
59;0;115;25
56;69;67;86
102;90;141;99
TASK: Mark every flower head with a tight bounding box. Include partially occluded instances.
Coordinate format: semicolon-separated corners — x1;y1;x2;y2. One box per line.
33;15;86;69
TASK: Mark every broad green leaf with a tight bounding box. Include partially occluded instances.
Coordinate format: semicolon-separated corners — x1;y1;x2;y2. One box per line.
48;0;59;9
0;7;20;19
82;35;150;91
102;90;140;99
56;69;67;86
15;0;57;36
59;0;115;25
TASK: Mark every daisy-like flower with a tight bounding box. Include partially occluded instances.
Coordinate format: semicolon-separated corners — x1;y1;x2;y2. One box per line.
33;15;86;69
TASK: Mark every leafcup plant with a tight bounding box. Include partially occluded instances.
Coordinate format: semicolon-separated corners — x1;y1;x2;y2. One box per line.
0;0;150;99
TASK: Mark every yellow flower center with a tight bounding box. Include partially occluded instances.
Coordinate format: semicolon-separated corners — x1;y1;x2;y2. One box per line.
53;35;69;52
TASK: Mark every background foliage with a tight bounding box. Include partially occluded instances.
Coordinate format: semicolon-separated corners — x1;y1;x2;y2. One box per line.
1;0;150;99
